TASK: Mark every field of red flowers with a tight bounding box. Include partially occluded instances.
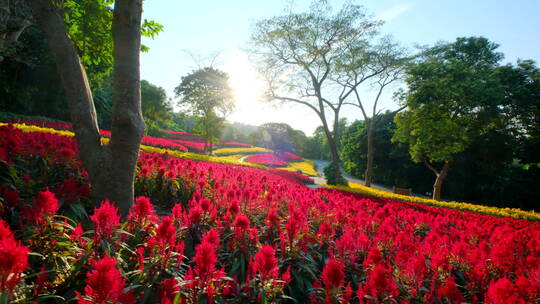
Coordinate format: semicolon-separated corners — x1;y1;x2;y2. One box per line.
245;153;289;167
165;130;252;152
0;123;539;303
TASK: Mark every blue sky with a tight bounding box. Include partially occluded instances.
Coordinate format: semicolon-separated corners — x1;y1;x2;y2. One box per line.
140;0;540;135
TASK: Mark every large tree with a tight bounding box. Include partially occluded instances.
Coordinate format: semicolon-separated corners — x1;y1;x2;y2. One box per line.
174;67;234;154
338;37;410;187
393;37;504;200
249;1;383;184
28;0;151;215
253;122;307;154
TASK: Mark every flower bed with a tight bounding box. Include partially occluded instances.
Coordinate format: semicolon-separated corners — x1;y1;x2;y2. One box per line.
1;123;539;303
1;122;189;152
277;151;302;161
212;146;272;156
281;160;318;176
245;153;288;167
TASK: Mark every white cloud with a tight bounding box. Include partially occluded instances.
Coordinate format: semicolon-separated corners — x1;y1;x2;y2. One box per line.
376;3;413;21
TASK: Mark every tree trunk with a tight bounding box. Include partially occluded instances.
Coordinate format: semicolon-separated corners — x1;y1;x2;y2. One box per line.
364;125;374;187
31;0;145;216
30;0;106;194
320;116;341;184
108;0;145;215
432;161;450;201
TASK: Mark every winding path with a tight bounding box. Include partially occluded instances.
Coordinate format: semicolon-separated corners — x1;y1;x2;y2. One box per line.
310;159;394;192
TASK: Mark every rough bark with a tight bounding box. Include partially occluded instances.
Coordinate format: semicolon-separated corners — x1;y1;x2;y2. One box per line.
30;0;107;190
31;0;145;216
425;161;450;201
318;97;342;184
109;0;145;215
364;125;374;187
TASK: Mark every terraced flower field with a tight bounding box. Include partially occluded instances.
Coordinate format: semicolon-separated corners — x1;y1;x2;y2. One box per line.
0;121;538;303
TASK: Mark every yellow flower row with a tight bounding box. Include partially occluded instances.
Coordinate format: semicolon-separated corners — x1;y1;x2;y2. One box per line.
212;146;272;156
279;160;318;176
326;182;540;221
2;123;76;137
214;154;244;162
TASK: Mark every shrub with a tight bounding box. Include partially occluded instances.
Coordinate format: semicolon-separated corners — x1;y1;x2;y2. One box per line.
324;162;346;185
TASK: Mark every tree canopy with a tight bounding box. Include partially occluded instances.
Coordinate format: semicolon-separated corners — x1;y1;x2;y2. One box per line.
393;37;506;200
174;67;234;153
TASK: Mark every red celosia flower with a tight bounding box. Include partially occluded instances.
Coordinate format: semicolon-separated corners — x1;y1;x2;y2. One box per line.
194;240;217;282
321;257;345;291
188;206;203;226
57;178;79;203
0;147;7;162
253;244;279;281
1;186;20;207
27;189;59;226
77;255;133;304
265;208;279;228
149;216;176;256
437;278;464;303
363;246;383;269
136;247;145;271
363;263;399;300
139;166;151;178
58;147;74;161
175;241;185;267
171;203;184;225
200;198;211;212
228;199;240;216
90;200;121;241
316;221;333;244
160;278;179;304
70;223;86;245
485;277;523;304
128;196;157;226
515;275;539;301
234;213;250;231
201;228;221;249
0;220;29;292
281;266;291;286
343;282;353;303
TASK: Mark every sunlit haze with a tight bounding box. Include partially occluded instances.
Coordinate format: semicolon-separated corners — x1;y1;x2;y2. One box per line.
140;0;540;135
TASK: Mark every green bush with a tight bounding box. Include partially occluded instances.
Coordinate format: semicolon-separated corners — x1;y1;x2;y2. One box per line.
323;162;346;185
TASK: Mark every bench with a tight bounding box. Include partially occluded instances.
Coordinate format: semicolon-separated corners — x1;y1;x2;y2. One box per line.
393;187;412;196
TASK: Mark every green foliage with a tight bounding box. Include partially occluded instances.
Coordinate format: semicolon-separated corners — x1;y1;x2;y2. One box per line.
323;162;346;185
141;80;173;135
303;127;331;160
0;28;69;121
59;0;163;87
174;67;234;153
61;0;114;88
393;37;505;166
340;115;432;191
252;123;306;153
0;0;163;123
